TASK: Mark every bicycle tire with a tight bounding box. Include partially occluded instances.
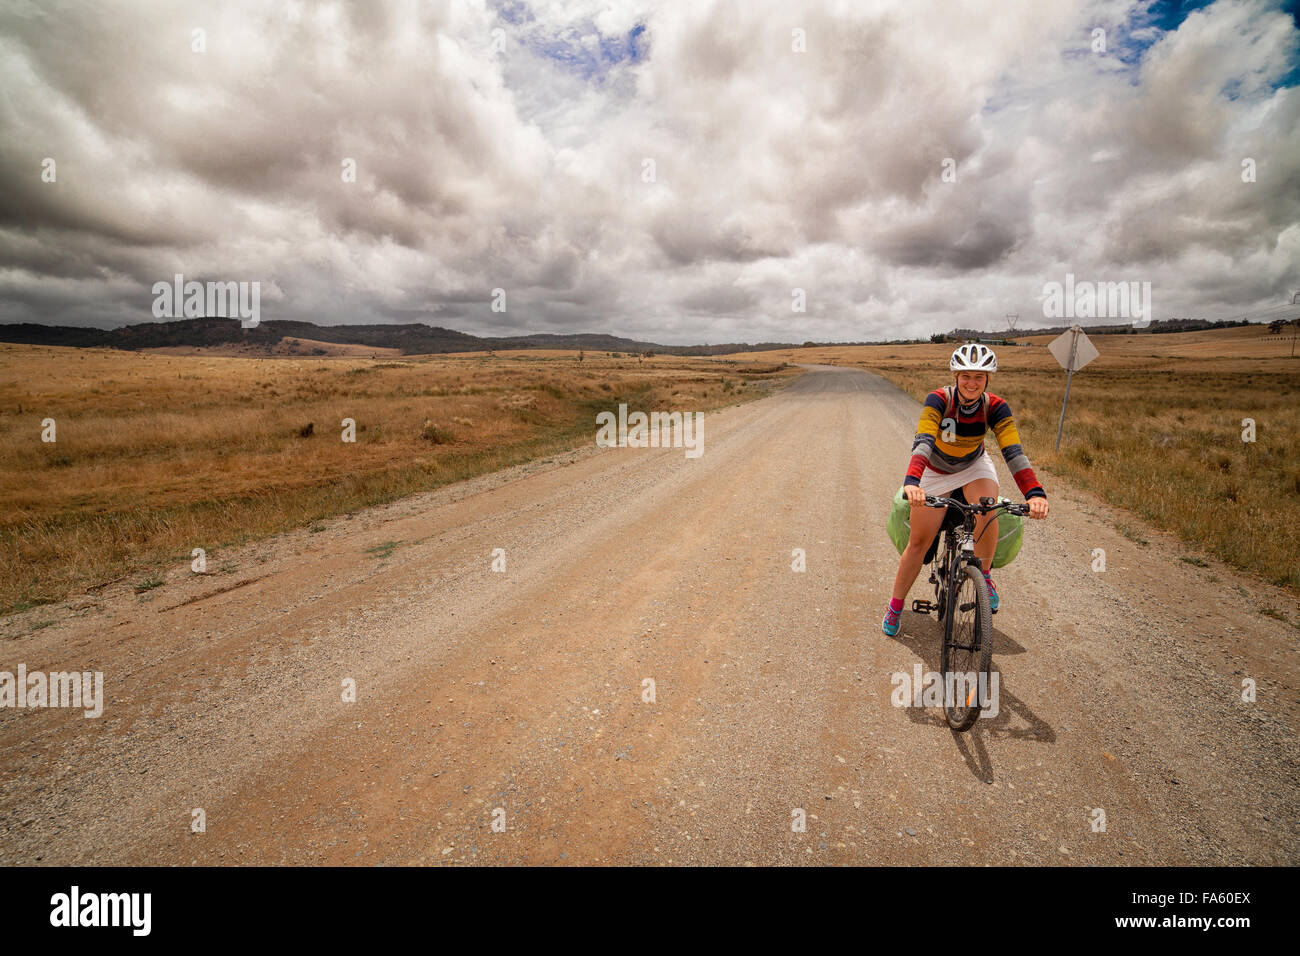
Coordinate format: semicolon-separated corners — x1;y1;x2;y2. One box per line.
940;562;993;731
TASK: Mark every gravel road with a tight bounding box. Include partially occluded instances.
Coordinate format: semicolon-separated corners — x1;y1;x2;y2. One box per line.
2;365;1296;865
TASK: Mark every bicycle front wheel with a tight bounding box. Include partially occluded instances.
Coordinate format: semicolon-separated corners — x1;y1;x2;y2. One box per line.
940;563;993;731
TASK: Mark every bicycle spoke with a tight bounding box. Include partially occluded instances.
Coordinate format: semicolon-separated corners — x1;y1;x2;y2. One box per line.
942;565;989;728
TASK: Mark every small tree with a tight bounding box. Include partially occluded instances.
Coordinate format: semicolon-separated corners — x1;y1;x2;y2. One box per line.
577;350;585;363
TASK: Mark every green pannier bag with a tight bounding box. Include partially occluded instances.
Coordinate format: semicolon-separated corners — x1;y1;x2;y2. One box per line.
886;485;1023;568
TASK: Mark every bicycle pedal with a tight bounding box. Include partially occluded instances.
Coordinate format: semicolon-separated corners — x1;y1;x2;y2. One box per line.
911;600;936;615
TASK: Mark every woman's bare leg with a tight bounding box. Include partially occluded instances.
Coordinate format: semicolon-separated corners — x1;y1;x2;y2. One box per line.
891;500;946;602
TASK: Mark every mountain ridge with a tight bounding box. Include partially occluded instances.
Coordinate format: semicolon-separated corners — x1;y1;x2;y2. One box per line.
0;316;1266;356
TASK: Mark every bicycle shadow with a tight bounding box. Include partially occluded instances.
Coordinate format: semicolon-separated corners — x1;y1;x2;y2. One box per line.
987;620;1027;656
889;615;1055;784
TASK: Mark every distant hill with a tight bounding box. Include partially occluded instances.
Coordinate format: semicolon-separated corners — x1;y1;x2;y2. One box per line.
0;315;1271;356
949;317;1260;341
0;318;797;356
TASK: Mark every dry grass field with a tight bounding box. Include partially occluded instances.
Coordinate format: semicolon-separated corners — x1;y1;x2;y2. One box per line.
0;345;796;615
732;326;1300;594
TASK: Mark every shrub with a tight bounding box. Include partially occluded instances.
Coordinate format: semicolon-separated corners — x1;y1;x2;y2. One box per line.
420;420;453;444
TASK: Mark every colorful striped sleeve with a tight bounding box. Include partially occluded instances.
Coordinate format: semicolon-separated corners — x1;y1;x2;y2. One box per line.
903;391;948;486
987;396;1046;499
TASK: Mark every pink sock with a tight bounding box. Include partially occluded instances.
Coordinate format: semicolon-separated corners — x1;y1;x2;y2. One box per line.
889;598;904;613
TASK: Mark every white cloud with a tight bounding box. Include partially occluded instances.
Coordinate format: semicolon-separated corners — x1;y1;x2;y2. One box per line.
0;0;1296;342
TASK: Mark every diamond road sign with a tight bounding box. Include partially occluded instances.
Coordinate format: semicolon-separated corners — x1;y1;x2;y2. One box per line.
1048;326;1099;372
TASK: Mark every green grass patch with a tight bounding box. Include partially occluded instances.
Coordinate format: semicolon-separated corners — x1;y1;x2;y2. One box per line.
133;574;164;594
365;540;403;560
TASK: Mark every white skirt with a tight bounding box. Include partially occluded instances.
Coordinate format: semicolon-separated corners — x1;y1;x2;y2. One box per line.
918;453;998;496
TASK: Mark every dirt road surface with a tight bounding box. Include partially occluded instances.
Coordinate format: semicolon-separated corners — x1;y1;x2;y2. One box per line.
2;366;1297;865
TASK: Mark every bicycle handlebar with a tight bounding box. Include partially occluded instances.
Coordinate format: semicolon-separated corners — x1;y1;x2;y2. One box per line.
923;494;1030;517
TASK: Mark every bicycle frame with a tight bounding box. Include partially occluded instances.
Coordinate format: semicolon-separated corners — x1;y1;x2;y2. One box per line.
909;494;1030;730
930;510;984;621
910;494;1027;621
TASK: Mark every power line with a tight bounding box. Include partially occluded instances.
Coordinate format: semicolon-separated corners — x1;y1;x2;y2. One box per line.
1216;302;1300;323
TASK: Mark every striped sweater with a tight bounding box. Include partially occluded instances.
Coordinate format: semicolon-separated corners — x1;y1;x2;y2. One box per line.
903;387;1046;499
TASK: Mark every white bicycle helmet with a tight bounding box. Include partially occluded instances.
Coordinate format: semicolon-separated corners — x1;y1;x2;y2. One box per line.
950;343;997;372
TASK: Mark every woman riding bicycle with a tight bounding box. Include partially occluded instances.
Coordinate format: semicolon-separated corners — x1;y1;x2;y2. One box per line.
883;344;1049;637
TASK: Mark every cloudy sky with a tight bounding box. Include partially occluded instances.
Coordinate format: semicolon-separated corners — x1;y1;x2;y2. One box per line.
1;0;1297;343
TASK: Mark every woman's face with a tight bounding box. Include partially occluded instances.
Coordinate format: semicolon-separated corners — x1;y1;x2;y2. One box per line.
956;371;988;401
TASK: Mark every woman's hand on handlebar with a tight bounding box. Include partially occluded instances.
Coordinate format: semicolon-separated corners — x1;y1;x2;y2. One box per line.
904;484;926;507
1028;496;1049;520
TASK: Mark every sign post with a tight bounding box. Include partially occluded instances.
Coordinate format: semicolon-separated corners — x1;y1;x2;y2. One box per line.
1048;325;1099;451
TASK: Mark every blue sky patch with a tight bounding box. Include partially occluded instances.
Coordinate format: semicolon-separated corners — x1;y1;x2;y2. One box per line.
491;1;647;81
532;23;646;80
492;0;534;27
1144;0;1217;33
1066;0;1299;90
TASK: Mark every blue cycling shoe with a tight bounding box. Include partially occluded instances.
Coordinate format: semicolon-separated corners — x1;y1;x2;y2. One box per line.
882;606;901;637
985;574;999;613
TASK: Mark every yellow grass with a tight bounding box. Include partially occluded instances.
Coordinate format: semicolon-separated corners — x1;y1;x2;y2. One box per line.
0;345;797;615
732;328;1300;593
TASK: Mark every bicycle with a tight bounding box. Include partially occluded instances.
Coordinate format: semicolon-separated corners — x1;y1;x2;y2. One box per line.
909;493;1030;731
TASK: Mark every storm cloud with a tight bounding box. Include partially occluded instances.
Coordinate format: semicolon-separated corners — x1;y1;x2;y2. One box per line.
1;0;1297;342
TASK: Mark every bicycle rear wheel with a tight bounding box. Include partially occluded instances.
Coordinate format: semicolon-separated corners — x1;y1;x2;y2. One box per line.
940;562;993;731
